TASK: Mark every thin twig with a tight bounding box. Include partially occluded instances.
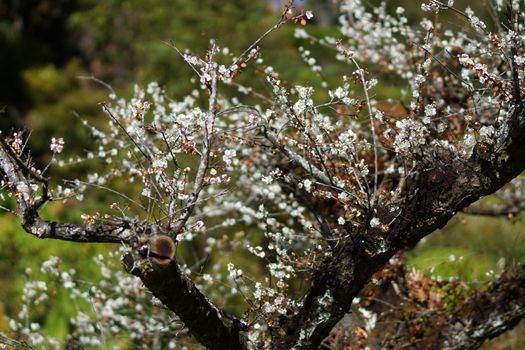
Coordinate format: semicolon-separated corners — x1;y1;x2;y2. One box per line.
229;1;299;70
77;75;116;95
162;41;203;78
101;103;150;161
171;61;219;234
352;59;379;203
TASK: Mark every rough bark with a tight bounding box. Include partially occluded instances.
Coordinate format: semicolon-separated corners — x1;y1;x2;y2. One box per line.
122;253;247;350
0;138;134;244
443;263;525;349
271;102;525;349
0;117;248;349
2;107;525;349
1;48;524;350
325;260;525;349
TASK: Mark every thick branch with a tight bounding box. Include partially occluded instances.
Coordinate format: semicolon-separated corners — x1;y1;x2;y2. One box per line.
263;127;339;189
325;260;525;349
272;104;525;348
443;263;525;349
463;205;523;218
1;134;246;346
22;217;134;243
123;253;247;350
0;139;131;243
463;192;525;218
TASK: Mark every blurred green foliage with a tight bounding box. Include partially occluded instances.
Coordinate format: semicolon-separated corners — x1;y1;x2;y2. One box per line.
67;0;275;94
0;201;110;339
409;214;525;281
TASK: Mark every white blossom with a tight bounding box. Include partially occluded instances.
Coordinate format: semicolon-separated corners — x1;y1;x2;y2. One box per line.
50;137;64;153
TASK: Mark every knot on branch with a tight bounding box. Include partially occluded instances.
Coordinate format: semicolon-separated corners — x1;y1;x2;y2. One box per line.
122;235;177;277
146;235;177;265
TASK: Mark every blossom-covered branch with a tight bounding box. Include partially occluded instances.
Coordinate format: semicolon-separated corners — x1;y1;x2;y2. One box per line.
170;61;218;233
0;137;133;243
3;0;525;349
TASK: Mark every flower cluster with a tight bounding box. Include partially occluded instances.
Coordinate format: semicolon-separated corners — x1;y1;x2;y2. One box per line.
7;250;189;349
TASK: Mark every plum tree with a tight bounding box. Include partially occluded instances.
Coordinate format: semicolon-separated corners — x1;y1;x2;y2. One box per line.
1;1;525;349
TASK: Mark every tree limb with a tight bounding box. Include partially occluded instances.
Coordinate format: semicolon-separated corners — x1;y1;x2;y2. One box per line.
263;126;340;189
462;204;524;218
443;263;525;349
0;131;249;348
122;252;247;350
171;65;218;234
325;260;525;349
0;138;133;243
272;103;525;349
